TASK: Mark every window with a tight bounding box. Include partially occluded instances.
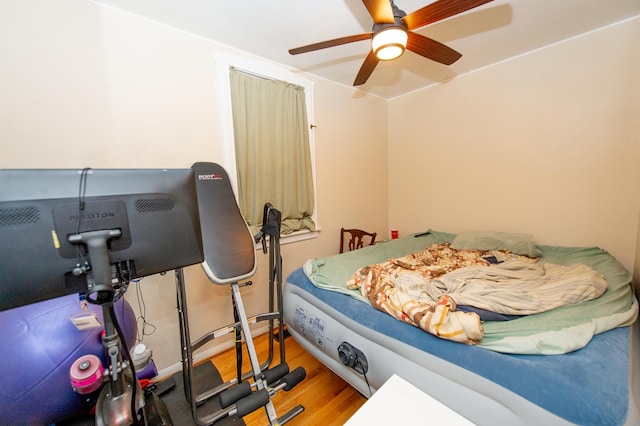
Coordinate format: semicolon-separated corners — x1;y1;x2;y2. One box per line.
216;53;318;243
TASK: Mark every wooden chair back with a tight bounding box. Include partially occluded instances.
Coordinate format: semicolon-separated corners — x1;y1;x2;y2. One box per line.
340;228;377;254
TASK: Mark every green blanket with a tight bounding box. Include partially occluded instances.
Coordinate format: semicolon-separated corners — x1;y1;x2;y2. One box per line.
303;230;638;354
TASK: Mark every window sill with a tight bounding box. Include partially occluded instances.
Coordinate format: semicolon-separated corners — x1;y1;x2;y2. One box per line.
282;228;320;245
255;228;320;250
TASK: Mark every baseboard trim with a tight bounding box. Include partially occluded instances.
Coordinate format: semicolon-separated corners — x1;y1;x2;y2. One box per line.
155;323;271;380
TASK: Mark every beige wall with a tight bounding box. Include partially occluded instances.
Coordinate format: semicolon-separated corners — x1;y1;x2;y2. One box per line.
635;210;640;297
2;0;637;375
388;17;640;272
0;0;388;372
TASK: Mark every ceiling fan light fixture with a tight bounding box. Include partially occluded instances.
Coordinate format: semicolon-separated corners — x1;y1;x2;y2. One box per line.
372;27;407;61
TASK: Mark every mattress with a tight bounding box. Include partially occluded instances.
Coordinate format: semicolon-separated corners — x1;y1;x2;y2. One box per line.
282;232;640;425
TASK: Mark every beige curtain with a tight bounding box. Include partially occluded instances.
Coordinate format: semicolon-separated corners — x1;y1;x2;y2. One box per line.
230;67;315;236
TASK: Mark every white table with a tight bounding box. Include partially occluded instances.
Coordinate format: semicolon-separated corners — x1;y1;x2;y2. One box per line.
345;374;475;425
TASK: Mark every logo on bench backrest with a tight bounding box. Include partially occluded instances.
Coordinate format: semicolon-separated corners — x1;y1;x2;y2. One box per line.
198;174;223;181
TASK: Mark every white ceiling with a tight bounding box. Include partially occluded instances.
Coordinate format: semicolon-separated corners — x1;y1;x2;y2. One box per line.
94;0;640;99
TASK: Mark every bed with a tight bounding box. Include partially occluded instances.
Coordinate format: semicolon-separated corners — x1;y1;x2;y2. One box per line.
282;230;640;425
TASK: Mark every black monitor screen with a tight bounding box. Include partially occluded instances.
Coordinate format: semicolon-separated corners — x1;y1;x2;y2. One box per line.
0;168;203;311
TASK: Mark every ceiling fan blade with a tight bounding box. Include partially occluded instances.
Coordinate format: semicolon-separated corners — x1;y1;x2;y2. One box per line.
362;0;395;24
289;33;372;55
406;32;462;65
353;50;379;86
404;0;494;30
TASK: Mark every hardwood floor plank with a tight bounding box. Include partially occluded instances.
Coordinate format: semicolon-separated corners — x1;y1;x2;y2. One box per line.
210;330;367;425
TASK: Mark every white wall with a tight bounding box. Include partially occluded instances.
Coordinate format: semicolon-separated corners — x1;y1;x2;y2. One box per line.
0;0;389;372
388;17;640;272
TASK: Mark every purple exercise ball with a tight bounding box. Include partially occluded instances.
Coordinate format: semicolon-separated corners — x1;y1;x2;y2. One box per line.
0;294;137;424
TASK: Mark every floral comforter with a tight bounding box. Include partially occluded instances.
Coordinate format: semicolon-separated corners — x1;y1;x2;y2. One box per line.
347;242;608;344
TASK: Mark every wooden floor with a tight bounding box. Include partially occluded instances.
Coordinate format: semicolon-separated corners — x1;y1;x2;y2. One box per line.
209;330;367;425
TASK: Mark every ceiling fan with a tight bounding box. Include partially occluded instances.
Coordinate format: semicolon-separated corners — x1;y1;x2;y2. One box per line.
288;0;494;86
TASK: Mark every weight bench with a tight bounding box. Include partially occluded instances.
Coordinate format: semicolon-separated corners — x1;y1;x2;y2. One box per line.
173;162;305;425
